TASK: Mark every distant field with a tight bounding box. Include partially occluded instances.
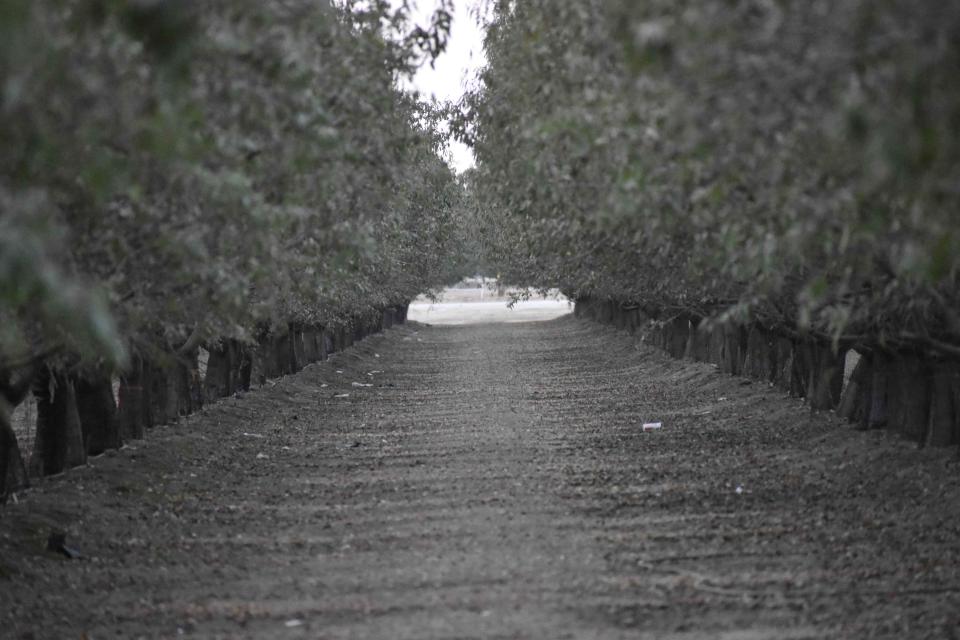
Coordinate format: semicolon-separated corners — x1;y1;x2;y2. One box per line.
410;287;571;325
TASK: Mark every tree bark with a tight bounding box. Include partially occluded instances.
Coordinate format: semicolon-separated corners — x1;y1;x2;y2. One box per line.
927;362;959;447
181;350;204;412
302;327;320;363
291;324;307;372
790;341;812;398
249;340;269;388
868;353;890;429
0;408;29;502
839;353;872;429
808;344;844;411
118;357;147;441
321;330;333;360
147;362;169;427
720;325;745;375
662;317;688;359
75;374;120;455
31;369;86;476
236;344;252;391
689;321;711;362
205;342;236;401
599;301;613;325
162;363;184;423
744;326;774;381
273;330;296;378
772;337;794;392
890;356;930;442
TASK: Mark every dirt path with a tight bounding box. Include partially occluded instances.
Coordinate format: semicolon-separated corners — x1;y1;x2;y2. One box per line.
3;317;960;639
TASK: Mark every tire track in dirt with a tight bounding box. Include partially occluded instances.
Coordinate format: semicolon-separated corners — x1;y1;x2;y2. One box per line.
2;316;960;639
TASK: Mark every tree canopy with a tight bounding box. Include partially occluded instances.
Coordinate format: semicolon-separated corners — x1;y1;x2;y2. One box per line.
0;0;468;370
466;0;960;354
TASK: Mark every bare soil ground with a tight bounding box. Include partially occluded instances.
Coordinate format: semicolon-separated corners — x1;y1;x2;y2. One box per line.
2;316;960;639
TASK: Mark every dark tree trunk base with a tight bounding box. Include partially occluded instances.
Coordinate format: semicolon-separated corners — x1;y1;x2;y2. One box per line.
31;369;87;477
574;298;960;449
839;353;872;430
0;411;29;502
927;363;958;447
118;357;148;442
76;374;120;456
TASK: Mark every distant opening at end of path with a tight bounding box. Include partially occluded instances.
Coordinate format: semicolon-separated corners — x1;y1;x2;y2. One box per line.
409;279;572;325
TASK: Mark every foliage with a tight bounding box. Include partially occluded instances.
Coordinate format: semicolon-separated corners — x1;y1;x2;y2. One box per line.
0;0;467;368
467;0;960;351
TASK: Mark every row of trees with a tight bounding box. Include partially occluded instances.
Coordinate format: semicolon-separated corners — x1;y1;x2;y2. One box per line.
1;0;468;498
465;0;960;443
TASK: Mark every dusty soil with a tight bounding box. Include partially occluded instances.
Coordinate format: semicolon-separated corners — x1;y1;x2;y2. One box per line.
2;317;960;639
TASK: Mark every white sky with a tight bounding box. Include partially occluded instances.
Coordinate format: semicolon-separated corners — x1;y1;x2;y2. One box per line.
394;1;487;174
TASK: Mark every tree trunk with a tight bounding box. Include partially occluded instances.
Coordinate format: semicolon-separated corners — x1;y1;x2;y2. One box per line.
236;344;252;391
719;325;745;375
303;328;320;363
75;374;120;455
662;317;689;359
839;353;872;429
575;299;590;320
321;330;333;360
0;408;29;502
790;341;812;398
273;331;296;378
623;309;639;334
927;362;959;447
743;326;775;381
31;369;86;476
162;363;183;423
645;323;663;348
180;350;204;412
772;337;795;392
205;343;235;401
889;355;930;442
118;357;148;441
705;325;723;367
611;306;624;331
868;353;890;429
148;362;170;427
690;321;710;362
808;344;844;411
598;301;613;324
264;334;283;379
291;324;306;372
